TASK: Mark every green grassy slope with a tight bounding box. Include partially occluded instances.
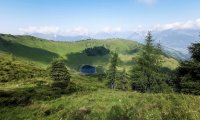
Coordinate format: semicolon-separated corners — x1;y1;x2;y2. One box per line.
0;37;59;64
1;89;200;120
0;58;199;119
0;37;199;120
0;34;139;56
0;53;46;82
0;34;179;70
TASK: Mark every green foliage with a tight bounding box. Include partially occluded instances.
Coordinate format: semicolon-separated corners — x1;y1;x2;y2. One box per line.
0;56;45;82
107;93;196;120
107;53;118;89
73;107;91;120
0;89;32;106
116;69;129;90
131;32;171;93
0;86;63;107
0;34;190;120
107;105;129;120
83;46;110;56
176;44;200;95
176;37;200;95
188;42;200;62
49;59;71;89
0;70;105;108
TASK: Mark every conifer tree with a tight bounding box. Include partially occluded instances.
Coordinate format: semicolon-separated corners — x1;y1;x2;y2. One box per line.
50;59;71;89
132;31;169;92
107;53;118;89
177;34;200;95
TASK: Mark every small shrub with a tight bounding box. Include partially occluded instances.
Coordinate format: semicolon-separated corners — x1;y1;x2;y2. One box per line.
51;81;69;89
0;57;45;82
0;90;32;106
73;107;91;120
49;59;71;89
107;105;129;120
68;82;84;93
44;109;52;116
44;104;64;116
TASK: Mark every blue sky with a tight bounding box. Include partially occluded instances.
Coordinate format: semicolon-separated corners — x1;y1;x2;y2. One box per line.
0;0;200;35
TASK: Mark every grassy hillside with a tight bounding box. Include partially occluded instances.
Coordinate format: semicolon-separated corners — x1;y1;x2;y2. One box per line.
0;34;179;70
1;34;200;120
0;57;199;120
0;53;46;82
0;34;140;56
1;88;200;120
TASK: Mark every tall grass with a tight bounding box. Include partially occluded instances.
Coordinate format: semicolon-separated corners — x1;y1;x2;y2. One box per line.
1;90;200;120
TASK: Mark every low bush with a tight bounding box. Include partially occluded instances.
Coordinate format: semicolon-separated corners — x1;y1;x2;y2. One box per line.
73;107;91;120
107;105;129;120
44;105;64;116
0;57;46;82
0;89;33;106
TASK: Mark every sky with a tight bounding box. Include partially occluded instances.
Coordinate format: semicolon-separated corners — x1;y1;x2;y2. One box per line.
0;0;200;35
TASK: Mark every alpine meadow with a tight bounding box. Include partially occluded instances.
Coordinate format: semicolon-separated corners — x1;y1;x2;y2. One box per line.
1;0;200;120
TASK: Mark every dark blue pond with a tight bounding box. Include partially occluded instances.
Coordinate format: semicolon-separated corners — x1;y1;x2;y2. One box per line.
80;65;96;74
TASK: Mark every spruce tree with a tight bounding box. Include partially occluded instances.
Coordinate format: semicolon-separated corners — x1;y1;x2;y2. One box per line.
50;59;71;89
132;31;169;93
188;43;200;62
177;35;200;95
107;53;118;89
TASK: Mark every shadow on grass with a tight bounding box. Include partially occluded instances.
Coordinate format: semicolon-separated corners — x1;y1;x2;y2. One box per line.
65;52;110;70
0;37;59;64
0;81;82;106
126;48;140;55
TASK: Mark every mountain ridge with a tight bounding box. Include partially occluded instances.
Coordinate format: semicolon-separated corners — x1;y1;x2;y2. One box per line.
22;28;198;59
0;33;179;70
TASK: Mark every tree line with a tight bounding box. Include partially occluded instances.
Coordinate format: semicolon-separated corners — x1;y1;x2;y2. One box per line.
107;31;200;94
49;31;200;95
83;46;110;56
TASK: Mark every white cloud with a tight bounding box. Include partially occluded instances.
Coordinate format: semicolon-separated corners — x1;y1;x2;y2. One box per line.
64;27;89;36
102;27;122;33
138;0;157;5
19;26;123;35
18;18;200;36
154;18;200;31
19;26;89;36
19;26;60;34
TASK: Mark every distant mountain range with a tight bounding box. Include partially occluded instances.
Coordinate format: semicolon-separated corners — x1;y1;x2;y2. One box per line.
30;33;92;41
27;29;200;60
